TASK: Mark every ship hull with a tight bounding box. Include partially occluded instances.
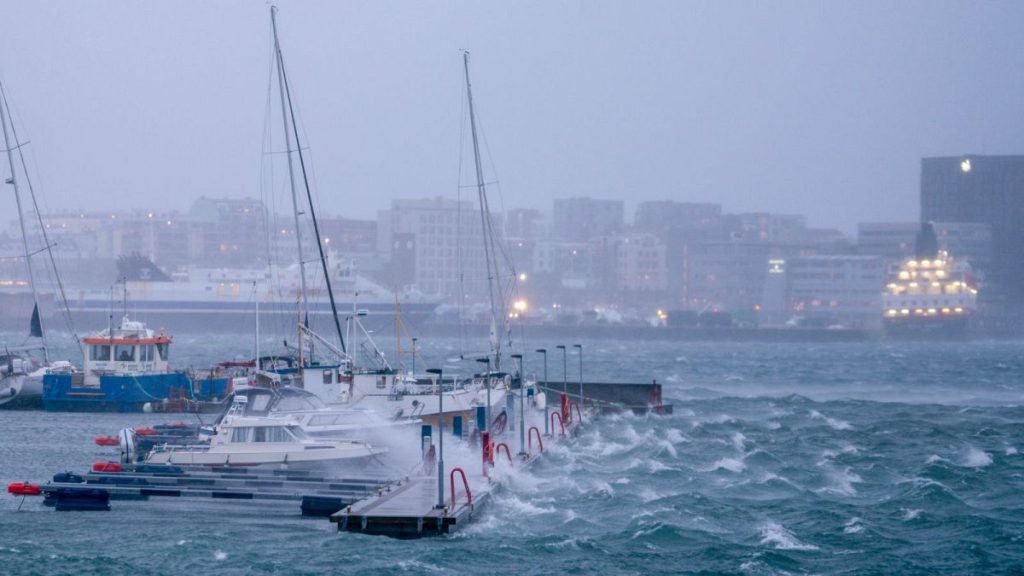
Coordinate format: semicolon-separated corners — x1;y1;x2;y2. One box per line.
883;316;970;340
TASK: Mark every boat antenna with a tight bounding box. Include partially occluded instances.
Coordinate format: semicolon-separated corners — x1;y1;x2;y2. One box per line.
270;6;347;355
0;79;47;362
463;51;504;371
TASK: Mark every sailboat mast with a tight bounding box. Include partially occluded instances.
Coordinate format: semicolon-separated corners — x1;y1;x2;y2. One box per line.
462;52;502;371
270;7;310;330
0;81;47;361
270;6;347;355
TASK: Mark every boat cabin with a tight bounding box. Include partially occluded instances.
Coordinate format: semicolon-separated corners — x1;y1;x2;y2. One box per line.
81;316;171;386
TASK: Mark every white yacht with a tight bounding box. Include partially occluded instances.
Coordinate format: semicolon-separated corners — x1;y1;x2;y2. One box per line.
144;397;386;468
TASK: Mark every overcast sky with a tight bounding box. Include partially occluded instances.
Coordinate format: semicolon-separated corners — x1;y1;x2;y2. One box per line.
1;1;1022;234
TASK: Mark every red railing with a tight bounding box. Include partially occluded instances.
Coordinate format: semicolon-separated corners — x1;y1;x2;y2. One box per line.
449;467;472;508
550;411;565;436
528;426;544;454
561;393;571;424
495;442;513;465
570;401;583;424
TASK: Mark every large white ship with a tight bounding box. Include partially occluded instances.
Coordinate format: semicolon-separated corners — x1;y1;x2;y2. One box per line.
67;253;441;323
883;223;978;338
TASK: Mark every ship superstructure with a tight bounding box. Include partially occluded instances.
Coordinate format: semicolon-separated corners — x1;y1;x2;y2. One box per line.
883;222;978;337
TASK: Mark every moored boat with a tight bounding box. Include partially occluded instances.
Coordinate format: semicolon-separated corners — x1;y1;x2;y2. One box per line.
42;316;230;412
143;396;385;468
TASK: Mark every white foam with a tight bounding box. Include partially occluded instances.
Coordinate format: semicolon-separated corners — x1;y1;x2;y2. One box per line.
843;517;864;534
758;521;819;551
563;509;577;524
708;457;746;473
665;428;687;443
656;439;679;458
766;421;781;430
214;550;228;561
176;539;190;546
902;508;922;521
1006;446;1018;456
821;467;862;496
810;410;852;430
499;496;555;516
962;446;992;468
731;432;748;452
925;454;946;464
396;560;444;572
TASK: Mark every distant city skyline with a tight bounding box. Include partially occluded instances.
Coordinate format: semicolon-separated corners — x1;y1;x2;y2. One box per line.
2;2;1023;235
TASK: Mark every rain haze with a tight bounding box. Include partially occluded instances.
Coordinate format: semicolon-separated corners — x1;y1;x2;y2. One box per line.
1;1;1023;233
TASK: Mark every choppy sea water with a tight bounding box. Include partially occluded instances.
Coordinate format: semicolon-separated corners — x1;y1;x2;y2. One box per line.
2;334;1023;575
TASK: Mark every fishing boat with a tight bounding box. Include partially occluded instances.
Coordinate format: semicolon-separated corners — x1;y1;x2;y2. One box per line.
142;396;385;468
41;315;230;412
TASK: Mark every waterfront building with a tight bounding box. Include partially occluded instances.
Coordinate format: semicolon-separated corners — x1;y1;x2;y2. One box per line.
921;155;1024;307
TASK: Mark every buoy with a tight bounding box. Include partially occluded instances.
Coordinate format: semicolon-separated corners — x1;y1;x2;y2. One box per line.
95;436;119;446
92;462;122;473
7;482;41;496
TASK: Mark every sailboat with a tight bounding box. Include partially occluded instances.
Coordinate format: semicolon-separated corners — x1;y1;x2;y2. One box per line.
0;77;78;408
246;10;507;431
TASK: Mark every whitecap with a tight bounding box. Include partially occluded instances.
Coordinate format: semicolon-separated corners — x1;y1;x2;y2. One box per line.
1006;446;1018;456
766;421;781;430
665;428;687;443
962;446;992;468
821;467;862;496
176;539;190;546
925;454;946;464
707;457;746;473
731;432;748;452
810;410;852;430
902;508;922;521
396;560;444;572
499;496;555;516
563;509;577;524
758;521;819;551
656;439;679;458
843;517;864;534
214;550;228;561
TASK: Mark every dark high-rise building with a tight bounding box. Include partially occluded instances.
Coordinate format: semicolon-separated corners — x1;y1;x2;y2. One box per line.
921;155;1024;307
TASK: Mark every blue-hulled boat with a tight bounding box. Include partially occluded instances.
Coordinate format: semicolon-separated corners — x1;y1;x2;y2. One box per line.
42;316;229;412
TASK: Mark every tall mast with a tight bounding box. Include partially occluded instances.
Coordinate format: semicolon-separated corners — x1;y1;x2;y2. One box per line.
270;6;346;354
463;52;503;371
270;7;309;331
0;80;47;361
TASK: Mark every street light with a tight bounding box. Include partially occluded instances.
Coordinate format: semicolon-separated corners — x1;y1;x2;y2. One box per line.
555;345;567;394
475;356;492;430
426;368;444;509
511;353;524;455
536;348;548;435
573;344;583;410
411;337;418;375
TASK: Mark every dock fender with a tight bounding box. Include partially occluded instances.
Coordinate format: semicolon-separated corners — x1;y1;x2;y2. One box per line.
118;428;137;464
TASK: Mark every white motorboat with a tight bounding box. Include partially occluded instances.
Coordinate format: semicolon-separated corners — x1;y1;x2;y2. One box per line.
143;397;386;468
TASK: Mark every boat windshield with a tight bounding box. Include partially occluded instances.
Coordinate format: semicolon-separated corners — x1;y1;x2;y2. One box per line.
286;425;309;441
276;392;325;411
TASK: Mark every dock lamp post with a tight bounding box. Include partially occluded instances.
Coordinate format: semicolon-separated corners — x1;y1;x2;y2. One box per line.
556;345;567;394
511;353;525;455
573;344;583;410
475;357;492;430
426;368;444;509
411;337;418;375
536;348;548;435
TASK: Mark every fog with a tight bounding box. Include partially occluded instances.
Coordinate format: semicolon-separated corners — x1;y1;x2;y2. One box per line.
1;1;1022;233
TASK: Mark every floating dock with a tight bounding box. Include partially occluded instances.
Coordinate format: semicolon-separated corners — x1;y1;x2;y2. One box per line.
13;383;671;538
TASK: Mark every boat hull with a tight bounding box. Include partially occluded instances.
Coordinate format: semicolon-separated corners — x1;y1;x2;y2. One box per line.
0;374;43;409
42;372;229;412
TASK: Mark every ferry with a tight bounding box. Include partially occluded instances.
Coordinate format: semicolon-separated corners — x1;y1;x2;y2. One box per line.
882;223;978;338
42;316;230;412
